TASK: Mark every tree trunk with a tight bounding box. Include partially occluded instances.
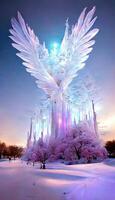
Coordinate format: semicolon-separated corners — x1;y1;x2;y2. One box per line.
73;146;81;160
42;162;46;169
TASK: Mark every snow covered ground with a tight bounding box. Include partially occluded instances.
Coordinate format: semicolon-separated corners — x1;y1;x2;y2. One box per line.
0;159;115;200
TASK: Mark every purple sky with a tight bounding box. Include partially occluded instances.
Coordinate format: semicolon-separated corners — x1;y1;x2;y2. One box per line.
0;0;115;145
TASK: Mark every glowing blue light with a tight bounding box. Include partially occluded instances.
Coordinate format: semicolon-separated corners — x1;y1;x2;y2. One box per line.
50;42;60;55
52;42;59;49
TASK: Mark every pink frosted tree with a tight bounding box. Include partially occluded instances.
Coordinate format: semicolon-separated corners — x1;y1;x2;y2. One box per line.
22;138;49;168
33;138;49;169
48;123;107;163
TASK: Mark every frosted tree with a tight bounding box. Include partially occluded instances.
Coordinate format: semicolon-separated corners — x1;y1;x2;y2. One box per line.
48;125;107;163
10;7;99;139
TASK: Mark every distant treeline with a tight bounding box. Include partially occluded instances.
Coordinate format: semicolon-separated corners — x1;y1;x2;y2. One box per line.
105;140;115;158
0;141;23;159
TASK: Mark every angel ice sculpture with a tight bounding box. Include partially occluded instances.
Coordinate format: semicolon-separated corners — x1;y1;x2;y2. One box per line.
10;7;99;138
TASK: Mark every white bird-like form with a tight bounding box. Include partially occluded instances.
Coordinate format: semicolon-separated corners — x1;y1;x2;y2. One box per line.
9;6;99;101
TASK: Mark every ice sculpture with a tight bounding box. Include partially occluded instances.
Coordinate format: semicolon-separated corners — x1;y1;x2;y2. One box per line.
10;7;99;139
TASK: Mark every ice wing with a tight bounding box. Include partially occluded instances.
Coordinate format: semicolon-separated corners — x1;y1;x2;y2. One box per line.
60;7;99;91
9;12;58;96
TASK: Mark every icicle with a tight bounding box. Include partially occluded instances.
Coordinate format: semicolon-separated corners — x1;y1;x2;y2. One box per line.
92;100;98;136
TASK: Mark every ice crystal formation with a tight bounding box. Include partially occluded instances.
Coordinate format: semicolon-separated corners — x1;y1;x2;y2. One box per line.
10;7;99;142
